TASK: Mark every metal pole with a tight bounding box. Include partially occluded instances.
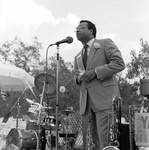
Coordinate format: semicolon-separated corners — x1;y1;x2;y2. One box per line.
129;106;133;150
37;81;46;150
16;88;28;129
55;45;60;150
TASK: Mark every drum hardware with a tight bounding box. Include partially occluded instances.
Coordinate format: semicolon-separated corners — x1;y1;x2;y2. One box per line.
6;128;47;150
26;98;53;111
26;98;52;120
25;101;57;149
21;121;47;150
27;104;39;120
45;131;56;150
45;130;65;150
25;118;59;150
43;116;56;124
102;146;119;150
59;133;76;138
26;120;38;131
58;133;76;150
34;73;56;149
2;87;28;128
36;80;47;150
33;73;57;150
60;109;77;150
60;110;77;116
42;116;61;131
26;120;57;132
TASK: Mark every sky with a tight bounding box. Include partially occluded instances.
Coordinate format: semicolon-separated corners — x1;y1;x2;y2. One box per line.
0;0;149;64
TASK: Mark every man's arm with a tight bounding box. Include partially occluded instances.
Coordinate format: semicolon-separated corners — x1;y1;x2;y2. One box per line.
95;38;125;81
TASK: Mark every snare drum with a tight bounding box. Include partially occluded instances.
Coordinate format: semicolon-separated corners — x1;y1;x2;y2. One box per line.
6;128;46;150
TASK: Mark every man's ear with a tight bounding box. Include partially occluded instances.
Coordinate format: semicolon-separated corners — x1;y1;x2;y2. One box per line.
90;29;93;35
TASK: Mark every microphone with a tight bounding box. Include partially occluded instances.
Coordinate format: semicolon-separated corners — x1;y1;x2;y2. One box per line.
50;36;73;46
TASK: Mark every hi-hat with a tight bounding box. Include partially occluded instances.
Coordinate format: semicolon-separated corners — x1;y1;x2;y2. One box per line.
34;73;56;96
60;110;76;115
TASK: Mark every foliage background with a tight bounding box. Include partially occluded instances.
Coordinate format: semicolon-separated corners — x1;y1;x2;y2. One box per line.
0;36;149;120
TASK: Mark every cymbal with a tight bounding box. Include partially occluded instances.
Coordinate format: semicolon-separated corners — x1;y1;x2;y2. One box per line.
60;110;76;115
26;98;35;104
0;92;6;96
26;98;41;107
34;73;56;96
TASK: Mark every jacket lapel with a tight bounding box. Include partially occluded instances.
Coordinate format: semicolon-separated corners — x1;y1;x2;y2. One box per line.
86;39;98;70
76;51;85;69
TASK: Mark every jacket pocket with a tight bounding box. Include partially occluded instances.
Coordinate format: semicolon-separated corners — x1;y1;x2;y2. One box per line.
101;77;116;87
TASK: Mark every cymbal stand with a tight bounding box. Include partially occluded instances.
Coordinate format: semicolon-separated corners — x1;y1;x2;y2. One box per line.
45;127;54;150
63;113;69;150
37;81;46;150
16;87;28;129
63;113;73;150
16;102;20;129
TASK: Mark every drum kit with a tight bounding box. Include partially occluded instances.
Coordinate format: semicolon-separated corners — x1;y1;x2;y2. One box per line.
3;73;78;150
59;110;77;150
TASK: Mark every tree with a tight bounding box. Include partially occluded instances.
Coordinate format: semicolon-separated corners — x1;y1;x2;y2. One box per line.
126;38;149;79
0;36;42;75
120;38;149;119
0;41;11;63
116;74;142;121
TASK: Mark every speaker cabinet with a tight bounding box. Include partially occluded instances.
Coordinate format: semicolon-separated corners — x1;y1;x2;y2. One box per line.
140;79;149;96
119;124;130;150
119;123;138;150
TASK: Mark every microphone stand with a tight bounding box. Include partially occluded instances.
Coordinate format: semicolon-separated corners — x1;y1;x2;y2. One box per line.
55;44;60;150
45;43;60;150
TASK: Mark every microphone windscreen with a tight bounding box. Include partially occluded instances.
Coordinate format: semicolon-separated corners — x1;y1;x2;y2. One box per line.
67;36;73;44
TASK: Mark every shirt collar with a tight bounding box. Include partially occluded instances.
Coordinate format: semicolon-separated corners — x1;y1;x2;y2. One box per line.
84;38;95;47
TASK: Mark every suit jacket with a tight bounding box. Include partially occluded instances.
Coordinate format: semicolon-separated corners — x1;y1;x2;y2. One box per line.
74;38;125;115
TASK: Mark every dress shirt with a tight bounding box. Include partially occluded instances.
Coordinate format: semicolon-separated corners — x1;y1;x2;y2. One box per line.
83;38;95;56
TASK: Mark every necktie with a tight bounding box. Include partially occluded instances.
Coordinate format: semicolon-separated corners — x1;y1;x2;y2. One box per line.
83;44;88;69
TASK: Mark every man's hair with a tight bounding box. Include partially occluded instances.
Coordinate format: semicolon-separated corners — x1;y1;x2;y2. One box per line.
80;20;97;38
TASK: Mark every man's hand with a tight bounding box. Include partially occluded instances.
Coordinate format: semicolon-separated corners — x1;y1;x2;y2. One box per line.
80;69;96;82
75;69;85;81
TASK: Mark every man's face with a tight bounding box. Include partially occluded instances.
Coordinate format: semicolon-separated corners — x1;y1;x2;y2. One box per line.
75;22;92;42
